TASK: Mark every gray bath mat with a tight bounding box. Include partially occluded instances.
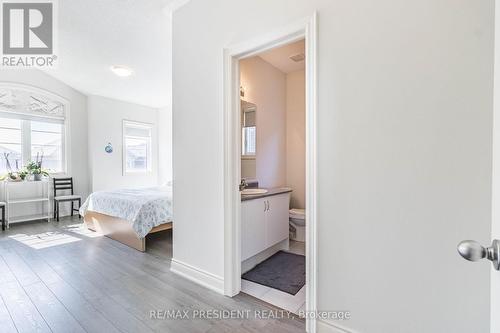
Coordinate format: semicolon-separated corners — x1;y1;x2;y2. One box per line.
242;251;305;295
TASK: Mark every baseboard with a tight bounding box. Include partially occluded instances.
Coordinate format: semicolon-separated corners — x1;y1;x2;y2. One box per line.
317;319;355;333
170;258;225;295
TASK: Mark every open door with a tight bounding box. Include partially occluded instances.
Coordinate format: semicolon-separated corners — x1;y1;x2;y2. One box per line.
492;3;500;332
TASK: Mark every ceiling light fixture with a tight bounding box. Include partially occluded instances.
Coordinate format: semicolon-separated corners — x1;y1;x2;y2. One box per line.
289;53;305;62
110;65;133;77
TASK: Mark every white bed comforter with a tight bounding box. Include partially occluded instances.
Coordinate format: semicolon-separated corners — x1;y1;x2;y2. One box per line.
79;186;173;238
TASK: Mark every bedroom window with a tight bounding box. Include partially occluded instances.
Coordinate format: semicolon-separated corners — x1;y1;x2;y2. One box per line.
123;120;152;174
0;116;65;174
31;121;64;172
0;118;22;174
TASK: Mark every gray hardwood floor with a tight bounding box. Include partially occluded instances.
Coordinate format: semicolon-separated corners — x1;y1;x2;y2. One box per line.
0;217;305;333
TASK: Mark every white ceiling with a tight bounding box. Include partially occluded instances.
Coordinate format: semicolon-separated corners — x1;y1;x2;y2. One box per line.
258;39;305;74
44;0;177;108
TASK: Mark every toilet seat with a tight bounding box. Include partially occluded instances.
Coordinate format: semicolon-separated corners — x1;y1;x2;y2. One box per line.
289;208;306;226
289;208;305;219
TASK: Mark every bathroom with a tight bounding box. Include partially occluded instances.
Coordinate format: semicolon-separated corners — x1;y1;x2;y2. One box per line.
239;39;306;313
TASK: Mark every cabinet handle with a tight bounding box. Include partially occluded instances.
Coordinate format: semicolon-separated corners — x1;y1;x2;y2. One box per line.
267;200;270;211
264;201;267;212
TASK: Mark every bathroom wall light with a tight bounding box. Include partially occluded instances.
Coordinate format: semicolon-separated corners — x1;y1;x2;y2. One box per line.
110;65;133;77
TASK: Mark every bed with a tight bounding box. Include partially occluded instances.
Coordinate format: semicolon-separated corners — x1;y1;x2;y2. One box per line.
79;186;173;252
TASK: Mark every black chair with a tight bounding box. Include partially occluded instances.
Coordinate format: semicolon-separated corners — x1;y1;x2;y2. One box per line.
53;177;81;222
0;202;5;231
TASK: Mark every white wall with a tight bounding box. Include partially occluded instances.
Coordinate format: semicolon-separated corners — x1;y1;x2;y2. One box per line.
173;1;493;332
286;69;305;209
88;95;159;191
241;158;256;179
158;14;174;187
0;69;90;203
158;106;173;185
240;56;287;188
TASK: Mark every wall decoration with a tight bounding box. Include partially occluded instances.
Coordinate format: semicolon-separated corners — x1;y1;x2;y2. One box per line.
0;87;65;117
105;143;113;154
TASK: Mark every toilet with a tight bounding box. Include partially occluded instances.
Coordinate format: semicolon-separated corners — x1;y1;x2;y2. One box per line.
289;208;305;242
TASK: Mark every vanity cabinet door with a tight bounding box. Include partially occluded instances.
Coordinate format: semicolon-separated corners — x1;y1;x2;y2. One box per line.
265;193;290;247
241;198;267;261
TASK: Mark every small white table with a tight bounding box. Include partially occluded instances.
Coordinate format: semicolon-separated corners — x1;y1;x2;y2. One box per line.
3;180;50;227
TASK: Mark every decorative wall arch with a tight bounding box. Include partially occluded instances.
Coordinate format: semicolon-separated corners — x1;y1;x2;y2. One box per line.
0;82;69;120
0;82;72;175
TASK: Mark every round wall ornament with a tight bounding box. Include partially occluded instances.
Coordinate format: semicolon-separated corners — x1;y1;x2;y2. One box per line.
105;143;113;153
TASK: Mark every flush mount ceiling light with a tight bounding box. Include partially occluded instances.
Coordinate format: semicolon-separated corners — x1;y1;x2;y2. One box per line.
110;65;133;77
289;53;305;62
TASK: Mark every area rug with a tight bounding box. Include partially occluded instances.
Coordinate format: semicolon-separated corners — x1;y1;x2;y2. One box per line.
242;251;305;295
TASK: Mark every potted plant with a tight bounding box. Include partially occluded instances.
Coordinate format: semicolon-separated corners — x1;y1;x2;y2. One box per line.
7;172;21;182
26;161;48;181
18;169;28;181
26;153;49;181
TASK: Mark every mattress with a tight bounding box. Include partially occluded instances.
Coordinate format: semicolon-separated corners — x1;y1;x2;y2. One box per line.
79;185;173;238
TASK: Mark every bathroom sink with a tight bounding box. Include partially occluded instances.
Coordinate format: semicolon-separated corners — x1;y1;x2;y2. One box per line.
241;188;268;195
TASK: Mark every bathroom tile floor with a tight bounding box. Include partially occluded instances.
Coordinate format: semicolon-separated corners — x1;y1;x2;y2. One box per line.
241;240;306;314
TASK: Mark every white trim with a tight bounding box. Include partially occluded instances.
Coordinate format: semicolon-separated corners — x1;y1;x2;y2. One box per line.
305;13;318;333
170;258;225;294
317;320;356;333
163;0;191;18
223;13;318;333
492;3;500;332
63;100;70;176
22;119;30;166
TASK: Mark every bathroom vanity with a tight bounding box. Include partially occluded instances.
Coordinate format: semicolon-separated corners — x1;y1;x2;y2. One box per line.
241;188;291;261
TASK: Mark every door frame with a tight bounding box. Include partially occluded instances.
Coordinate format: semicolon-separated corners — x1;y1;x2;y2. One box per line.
222;13;318;333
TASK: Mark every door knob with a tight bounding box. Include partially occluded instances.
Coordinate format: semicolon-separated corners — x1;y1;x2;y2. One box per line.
457;239;500;270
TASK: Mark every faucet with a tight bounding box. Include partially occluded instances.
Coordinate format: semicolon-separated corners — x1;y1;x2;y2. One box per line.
239;179;248;191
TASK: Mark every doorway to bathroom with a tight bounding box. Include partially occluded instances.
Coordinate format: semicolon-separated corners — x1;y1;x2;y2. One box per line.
239;38;307;313
223;14;318;333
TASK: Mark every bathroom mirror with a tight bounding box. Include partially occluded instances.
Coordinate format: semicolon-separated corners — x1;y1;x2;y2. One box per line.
241;100;256;179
